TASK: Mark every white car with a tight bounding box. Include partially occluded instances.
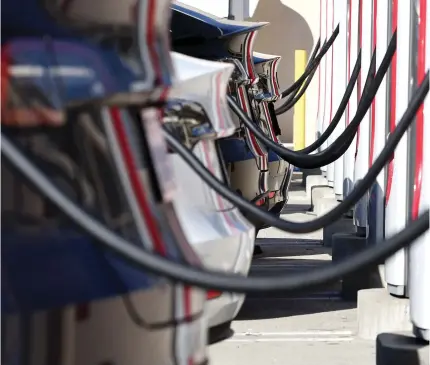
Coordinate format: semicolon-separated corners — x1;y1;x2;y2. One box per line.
169;52;255;340
170;2;275;233
253;51;292;209
222;29;292;234
1;31;208;365
1;2;211;365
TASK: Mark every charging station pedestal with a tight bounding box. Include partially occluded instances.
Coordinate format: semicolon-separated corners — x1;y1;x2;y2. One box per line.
377;1;429;362
353;0;373;238
333;0;348;200
321;0;353;247
385;0;411;298
326;0;335;186
316;0;326;146
321;0;332;177
302;0;327;188
332;0;375;298
408;0;430;343
368;0;390;247
317;15;347;254
343;0;359;206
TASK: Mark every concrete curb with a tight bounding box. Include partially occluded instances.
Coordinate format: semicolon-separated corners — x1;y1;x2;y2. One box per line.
313;196;338;216
358;289;412;341
306;175;329;198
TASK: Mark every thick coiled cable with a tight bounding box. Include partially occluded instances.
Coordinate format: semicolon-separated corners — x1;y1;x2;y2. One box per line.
1;130;427;293
275;39;325;115
287;49;361;153
164;71;427;234
279;25;340;99
275;37;322;114
229;32;395;168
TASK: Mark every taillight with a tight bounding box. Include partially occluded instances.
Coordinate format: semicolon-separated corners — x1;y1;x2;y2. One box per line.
268;192;276;199
255;198;265;206
206;290;222;300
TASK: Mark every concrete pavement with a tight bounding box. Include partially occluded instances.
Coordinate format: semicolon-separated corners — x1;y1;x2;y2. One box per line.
210;173;377;365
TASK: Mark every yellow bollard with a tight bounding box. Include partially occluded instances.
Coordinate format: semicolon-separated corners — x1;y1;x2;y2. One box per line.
293;50;307;151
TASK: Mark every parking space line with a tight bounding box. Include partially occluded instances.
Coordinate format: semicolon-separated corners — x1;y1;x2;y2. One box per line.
226;330;355;343
226;337;354;343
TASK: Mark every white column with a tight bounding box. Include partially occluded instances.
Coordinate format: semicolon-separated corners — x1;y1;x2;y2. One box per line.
353;0;373;234
323;0;334;179
367;0;389;245
343;0;359;201
385;0;412;297
317;0;328;150
333;0;348;198
408;0;429;341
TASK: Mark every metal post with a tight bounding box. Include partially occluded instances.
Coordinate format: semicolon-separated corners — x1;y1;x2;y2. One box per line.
228;0;235;19
324;0;335;182
408;0;429;341
385;0;412;297
228;0;250;21
353;0;373;236
333;0;348;200
368;0;390;246
343;0;360;202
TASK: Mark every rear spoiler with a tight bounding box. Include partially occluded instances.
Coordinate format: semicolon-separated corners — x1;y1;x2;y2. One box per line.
253;52;282;100
172;1;268;39
171;52;236;138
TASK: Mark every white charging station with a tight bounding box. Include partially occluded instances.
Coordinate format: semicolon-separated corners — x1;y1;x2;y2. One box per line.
408;0;429;341
324;0;335;182
367;0;390;245
316;0;326;143
343;0;360;202
326;0;335;184
333;0;348;200
353;0;373;235
385;0;411;297
321;0;330;175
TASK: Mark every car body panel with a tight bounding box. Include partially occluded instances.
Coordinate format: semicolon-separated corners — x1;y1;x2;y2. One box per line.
253;51;282;100
0;0;207;359
168;4;274;222
171;52;236;137
169;55;254;328
251;52;291;206
172;1;268;40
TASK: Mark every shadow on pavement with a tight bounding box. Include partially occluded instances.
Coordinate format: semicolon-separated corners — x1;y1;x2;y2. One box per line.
237;237;356;321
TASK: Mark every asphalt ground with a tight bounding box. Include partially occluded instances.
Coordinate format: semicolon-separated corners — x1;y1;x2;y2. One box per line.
210;174;376;365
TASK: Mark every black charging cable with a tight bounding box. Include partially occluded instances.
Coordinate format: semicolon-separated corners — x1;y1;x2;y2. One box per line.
2;131;427;293
297;50;362;153
229;32;395;169
276;63;318;115
164;71;427;234
279;25;340;99
275;39;323;115
277;50;361;150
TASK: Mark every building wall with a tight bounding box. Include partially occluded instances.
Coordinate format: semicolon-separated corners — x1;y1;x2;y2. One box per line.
177;0;321;145
249;0;320;145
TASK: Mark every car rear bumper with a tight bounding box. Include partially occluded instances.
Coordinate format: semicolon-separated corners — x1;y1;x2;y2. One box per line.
206;291;246;328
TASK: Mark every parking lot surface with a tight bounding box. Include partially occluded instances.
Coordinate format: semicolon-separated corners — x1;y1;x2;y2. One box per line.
210;175;376;365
